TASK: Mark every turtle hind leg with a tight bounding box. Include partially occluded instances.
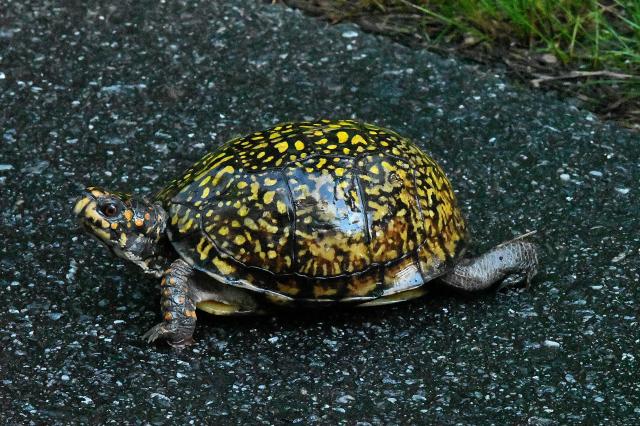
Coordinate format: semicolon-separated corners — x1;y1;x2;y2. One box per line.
441;236;539;292
142;259;197;348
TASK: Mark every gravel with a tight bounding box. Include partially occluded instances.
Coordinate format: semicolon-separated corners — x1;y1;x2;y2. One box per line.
0;0;638;423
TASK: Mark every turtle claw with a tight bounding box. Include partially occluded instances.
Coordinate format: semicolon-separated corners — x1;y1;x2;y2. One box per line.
497;261;538;291
142;322;196;348
497;272;526;291
142;323;169;344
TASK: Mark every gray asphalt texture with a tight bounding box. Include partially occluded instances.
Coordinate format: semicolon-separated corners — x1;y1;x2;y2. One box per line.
1;0;638;424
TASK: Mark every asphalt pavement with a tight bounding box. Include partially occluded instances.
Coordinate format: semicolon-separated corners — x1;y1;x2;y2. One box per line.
0;0;638;423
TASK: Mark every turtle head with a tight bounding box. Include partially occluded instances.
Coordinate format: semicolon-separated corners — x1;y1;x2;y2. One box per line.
73;187;168;276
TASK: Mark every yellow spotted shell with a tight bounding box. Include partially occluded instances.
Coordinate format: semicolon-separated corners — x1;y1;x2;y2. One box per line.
156;120;467;302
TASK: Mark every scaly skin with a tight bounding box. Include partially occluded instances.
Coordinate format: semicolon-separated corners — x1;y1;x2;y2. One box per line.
142;259;197;347
441;237;538;291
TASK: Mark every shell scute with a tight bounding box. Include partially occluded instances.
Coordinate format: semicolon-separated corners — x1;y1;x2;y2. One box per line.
284;156;371;277
158;120;467;301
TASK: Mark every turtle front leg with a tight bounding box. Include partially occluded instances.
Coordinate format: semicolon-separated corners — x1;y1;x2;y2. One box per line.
142;259;198;347
441;236;539;292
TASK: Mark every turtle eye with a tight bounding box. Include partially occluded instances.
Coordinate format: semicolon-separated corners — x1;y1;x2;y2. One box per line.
100;203;119;217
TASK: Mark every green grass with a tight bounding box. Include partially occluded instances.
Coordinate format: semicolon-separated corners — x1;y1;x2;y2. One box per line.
305;0;640;125
360;0;640;67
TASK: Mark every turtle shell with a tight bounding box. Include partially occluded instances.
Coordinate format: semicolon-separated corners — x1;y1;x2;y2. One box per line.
156;120;467;303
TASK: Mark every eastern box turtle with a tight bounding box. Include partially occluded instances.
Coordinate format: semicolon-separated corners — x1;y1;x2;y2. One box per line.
74;119;538;347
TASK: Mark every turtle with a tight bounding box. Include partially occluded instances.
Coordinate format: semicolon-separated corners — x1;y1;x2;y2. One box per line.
74;119;538;347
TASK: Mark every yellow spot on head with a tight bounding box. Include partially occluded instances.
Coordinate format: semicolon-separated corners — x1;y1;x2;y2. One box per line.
276;200;287;214
264;177;278;186
135;218;144;227
201;187;210;198
267;250;277;259
335;167;345;177
295;140;305;150
110;222;118;230
73;197;90;215
237;181;248;189
238;205;249;217
90;226;111;240
336;131;349;143
90;188;105;198
234;235;246;245
218;226;229;236
124;210;133;221
119;233;127;247
369;165;379;174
